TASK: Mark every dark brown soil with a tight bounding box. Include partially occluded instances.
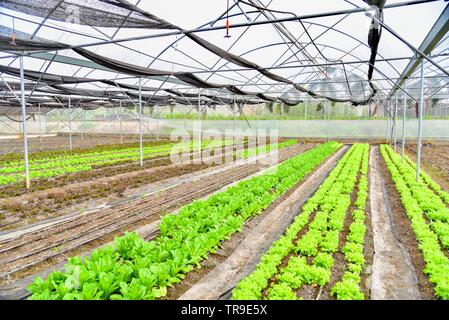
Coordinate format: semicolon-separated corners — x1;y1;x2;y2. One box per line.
261;210;319;299
361;160;374;299
162;150;328;300
0;162;211;228
319;184;358;300
0;143;305;228
378;152;436;300
405;144;449;196
0;134;140;156
0;143;313;282
0;163;262;281
0;144;232;198
296;153;361;300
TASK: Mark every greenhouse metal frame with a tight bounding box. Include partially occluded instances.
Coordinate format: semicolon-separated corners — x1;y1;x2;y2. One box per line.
1;0;449;303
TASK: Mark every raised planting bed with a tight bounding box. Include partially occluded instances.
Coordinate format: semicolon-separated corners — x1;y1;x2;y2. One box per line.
0;143;314;287
232;144;371;300
380;145;449;299
405;144;449;194
0;140;234;186
0;140;304;225
25;142;342;300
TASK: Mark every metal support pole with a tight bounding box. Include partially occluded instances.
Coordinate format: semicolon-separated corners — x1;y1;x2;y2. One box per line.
156;107;159;141
256;103;259;145
233;102;236;146
68;95;72;150
393;94;398;151
401;81;407;161
38;103;42;145
274;102;277;144
147;106;150;136
327;100;330;142
19;56;30;189
119;100;123;143
198;90;201;159
139;78;143;167
386;101;390;144
416;61;425;181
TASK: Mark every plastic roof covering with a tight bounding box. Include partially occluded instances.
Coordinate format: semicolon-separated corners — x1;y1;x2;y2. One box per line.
0;0;448;115
398;33;449;101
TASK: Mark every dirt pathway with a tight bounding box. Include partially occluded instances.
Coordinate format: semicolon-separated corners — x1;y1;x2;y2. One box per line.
178;146;348;300
369;146;421;300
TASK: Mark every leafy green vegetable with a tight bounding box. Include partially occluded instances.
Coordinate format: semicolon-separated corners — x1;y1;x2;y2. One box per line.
233;144;369;300
29;142;342;300
381;144;449;300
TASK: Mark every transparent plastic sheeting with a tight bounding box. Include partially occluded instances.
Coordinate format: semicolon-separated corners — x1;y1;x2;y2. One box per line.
0;0;447;110
0;0;378;104
1;117;448;139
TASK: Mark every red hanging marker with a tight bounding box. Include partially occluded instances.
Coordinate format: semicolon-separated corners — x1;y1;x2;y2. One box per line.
224;0;231;38
224;18;231;38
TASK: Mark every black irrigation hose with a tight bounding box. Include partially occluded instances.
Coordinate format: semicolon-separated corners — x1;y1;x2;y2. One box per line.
3;113;35;122
238;0;383;104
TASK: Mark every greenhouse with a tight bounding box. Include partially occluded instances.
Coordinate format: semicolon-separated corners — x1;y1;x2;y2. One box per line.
0;0;448;303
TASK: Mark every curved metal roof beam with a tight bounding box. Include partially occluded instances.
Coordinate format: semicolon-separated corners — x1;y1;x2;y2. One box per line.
0;12;208;72
198;17;400;100
200;40;389;98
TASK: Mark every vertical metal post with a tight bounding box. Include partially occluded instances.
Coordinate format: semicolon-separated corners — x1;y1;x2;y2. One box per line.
139;78;143;167
68;95;72;150
326;100;330;142
198;89;201;159
256;103;259;146
156;106;159;141
393;94;398;151
401;81;407;161
38;103;42;145
233;101;236;146
386;101;390;144
226;104;229;146
19;56;30;189
274;102;278;145
119;100;123;143
147;106;150;136
416;61;425;181
80;110;84;141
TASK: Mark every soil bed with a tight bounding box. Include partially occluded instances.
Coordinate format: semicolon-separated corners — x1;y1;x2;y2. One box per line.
0;134;140;156
166;146;348;300
0;144;313;283
317;166;361;300
0;143;236;198
405;144;449;194
362;156;374;299
378;147;435;299
0;143;254;227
